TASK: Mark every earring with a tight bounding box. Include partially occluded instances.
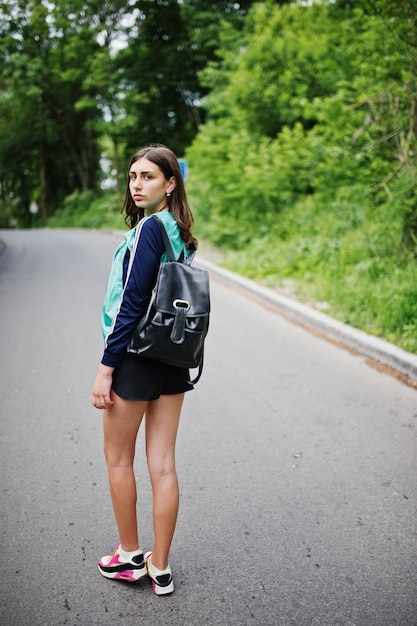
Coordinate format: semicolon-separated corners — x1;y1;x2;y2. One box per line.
166;192;171;198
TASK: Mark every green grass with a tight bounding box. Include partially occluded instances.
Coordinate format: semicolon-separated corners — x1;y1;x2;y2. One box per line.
200;192;417;355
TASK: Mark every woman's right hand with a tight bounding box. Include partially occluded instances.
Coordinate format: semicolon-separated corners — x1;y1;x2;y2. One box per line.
91;364;115;409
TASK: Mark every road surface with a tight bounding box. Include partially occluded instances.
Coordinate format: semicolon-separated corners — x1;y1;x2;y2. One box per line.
0;228;416;626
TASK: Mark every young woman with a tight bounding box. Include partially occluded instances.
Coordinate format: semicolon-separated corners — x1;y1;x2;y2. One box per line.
91;145;197;595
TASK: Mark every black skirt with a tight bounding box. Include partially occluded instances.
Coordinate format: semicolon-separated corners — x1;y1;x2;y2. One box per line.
111;354;194;401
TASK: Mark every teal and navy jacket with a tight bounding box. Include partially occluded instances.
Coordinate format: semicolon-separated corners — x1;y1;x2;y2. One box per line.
101;211;188;368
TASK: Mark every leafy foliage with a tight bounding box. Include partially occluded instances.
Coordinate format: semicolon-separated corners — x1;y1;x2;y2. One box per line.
186;0;417;352
0;0;116;222
0;0;257;224
47;190;122;229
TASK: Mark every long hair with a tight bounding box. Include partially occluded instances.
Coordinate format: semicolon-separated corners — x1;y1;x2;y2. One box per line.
122;144;197;248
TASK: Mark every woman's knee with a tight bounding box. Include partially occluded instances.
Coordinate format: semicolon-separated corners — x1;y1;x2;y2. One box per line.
147;454;176;483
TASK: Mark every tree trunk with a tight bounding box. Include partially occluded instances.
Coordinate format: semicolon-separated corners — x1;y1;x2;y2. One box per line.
39;149;48;222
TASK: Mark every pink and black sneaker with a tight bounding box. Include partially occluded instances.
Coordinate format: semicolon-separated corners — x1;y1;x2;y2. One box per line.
144;551;174;595
98;545;147;582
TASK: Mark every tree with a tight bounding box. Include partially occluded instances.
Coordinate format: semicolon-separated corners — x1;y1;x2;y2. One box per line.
0;0;293;225
0;0;121;223
186;1;417;248
333;0;417;246
114;0;258;157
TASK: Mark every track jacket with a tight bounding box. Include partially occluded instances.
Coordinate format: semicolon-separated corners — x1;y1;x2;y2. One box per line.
101;210;188;368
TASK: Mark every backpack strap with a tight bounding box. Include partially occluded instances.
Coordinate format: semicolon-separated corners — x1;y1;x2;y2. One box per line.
153;214;196;264
189;350;204;385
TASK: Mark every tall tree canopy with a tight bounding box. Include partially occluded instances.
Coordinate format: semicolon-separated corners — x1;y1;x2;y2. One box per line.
0;0;259;225
186;0;417;249
0;0;125;221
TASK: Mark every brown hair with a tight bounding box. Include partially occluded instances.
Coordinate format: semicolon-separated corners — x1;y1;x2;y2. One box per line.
122;144;197;248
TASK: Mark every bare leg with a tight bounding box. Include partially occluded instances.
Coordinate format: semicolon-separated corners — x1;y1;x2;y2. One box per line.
103;392;147;552
145;393;184;570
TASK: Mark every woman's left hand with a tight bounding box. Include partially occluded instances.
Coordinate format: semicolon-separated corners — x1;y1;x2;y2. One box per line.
91;364;115;409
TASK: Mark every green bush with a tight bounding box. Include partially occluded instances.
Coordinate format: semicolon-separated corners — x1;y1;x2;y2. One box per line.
48;190;123;230
212;186;417;353
185;1;417;354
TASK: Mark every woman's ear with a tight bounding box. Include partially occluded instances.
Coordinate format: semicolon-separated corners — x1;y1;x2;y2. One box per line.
167;177;176;195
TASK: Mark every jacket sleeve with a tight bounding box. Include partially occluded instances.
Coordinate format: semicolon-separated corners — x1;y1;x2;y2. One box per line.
101;217;165;368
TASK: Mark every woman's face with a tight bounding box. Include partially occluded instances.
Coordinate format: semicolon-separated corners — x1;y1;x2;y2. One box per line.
129;157;175;214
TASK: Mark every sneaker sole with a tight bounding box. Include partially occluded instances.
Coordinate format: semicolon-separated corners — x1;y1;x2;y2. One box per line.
98;564;147;582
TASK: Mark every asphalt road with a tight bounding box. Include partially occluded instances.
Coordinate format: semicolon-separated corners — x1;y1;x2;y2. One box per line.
0;228;416;626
